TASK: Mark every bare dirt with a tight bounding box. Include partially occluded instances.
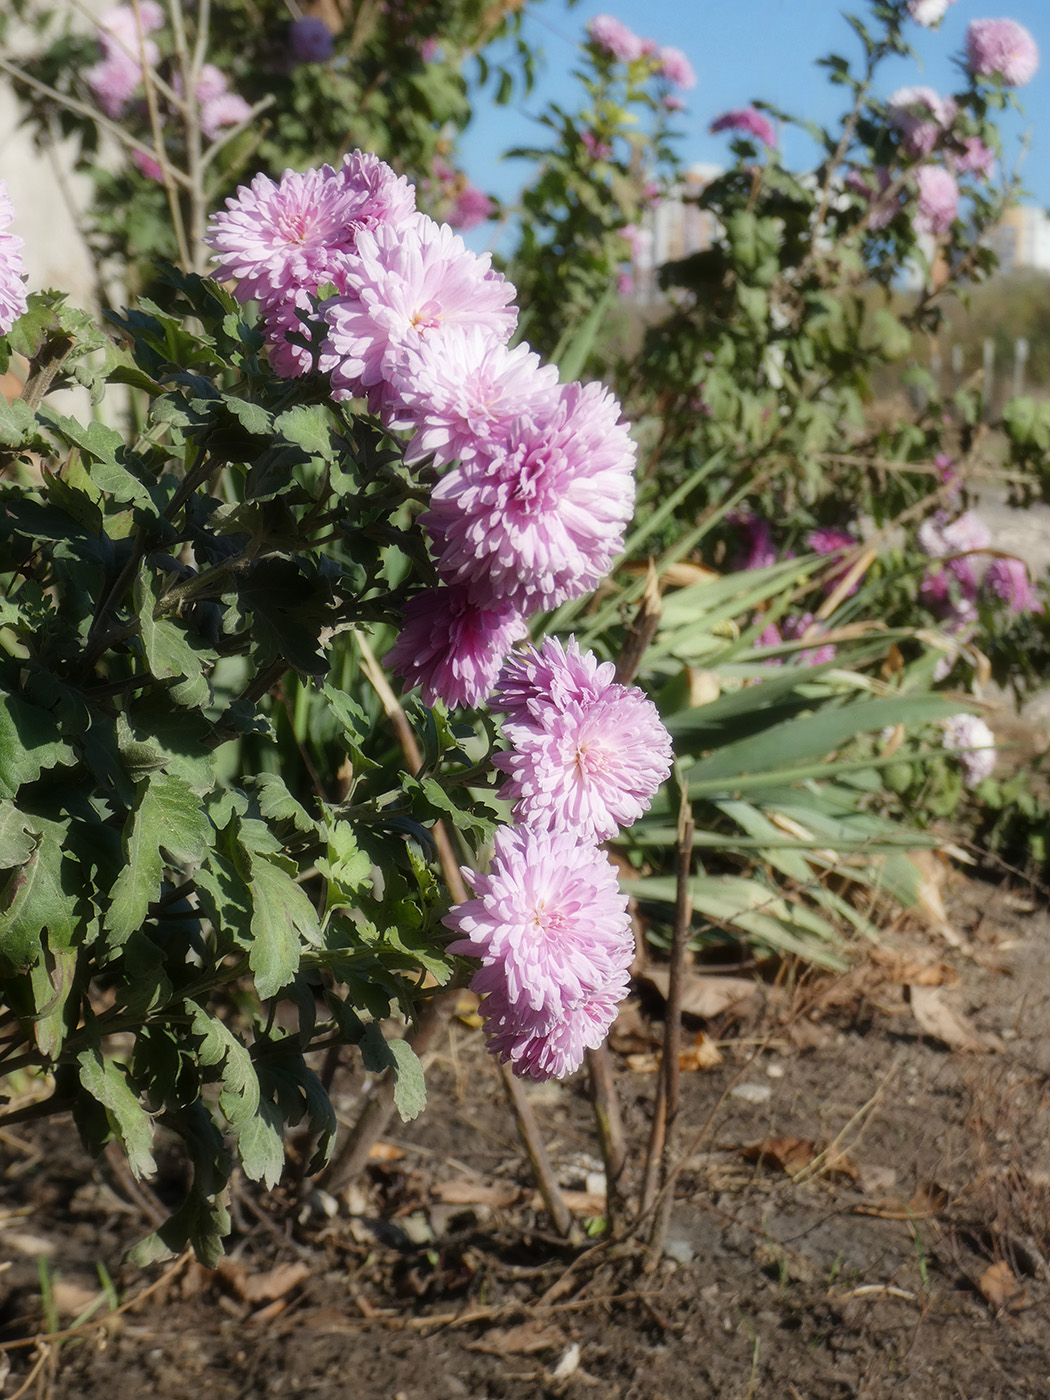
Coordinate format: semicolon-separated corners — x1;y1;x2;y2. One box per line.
3;875;1050;1400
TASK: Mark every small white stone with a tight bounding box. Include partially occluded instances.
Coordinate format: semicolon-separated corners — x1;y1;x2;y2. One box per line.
765;1061;785;1079
585;1171;607;1198
664;1238;695;1265
552;1343;580;1379
731;1082;772;1104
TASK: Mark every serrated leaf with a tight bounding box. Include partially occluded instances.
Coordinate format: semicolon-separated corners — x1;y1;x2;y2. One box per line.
0;690;76;799
136;574;212;704
107;773;212;945
225;397;273;436
236;1104;285;1187
245;852;322;999
249;772;317;835
189;1004;259;1128
0;394;36;447
0;803;39;868
275;404;336;460
76;1049;157;1178
0;827;77;973
359;1024;427;1121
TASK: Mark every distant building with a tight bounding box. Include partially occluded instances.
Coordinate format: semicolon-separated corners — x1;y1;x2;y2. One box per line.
986;204;1050;275
637;163;723;300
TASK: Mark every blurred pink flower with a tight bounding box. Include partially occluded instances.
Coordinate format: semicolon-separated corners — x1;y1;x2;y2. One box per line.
952;135;996;179
914;165;959;235
966;18;1039;86
200;92;252;140
588;13;645;62
131;147;164;182
290;16;335;63
710;106;777;148
448;184;494;230
984;556;1041;614
943;713;996;786
581;130;613;161
658;46;697;90
846;167;899;230
887;87;956;158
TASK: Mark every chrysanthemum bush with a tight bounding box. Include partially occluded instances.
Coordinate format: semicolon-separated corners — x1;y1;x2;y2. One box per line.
0;146;687;1254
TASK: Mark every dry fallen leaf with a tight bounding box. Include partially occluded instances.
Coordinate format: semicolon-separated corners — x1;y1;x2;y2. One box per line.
978;1260;1023;1311
608;1000;658;1055
367;1141;406;1161
468;1321;567;1356
431;1179;521;1209
870;947;958;987
855;1180;948;1220
908;985;1003;1053
215;1259;310;1304
626;1032;723;1074
529;1189;605;1215
741;1137;858;1181
641;968;759;1020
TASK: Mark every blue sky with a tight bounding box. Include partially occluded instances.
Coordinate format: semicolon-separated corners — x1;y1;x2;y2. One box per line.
459;0;1049;224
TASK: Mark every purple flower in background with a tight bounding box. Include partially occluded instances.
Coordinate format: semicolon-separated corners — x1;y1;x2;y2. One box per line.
200;92;252;140
782;613;836;666
887;87;956;158
494;637;618;724
195;64;228;103
290;16;335;63
86;53;149;117
658;46;697;90
984;557;1041;614
808;527;856;556
444;826;634;1076
846;166;899;230
942;713;996;787
206;152;417;305
710;107;777;148
729;513;777;571
663;94;686;112
385;584;527;710
88;4;163;117
588;13;645;62
581;130;613;161
935;453;960;495
423;379;637;613
131;147;164;183
908;0;957;26
942;511;992;556
448;184;494;231
952;136;997;180
0;180;28;335
914;165;959;235
321;218;516;406
495;679;673;842
966;18;1039;86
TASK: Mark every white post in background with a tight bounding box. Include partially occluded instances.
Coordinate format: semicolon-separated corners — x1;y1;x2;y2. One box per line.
982;337;996;419
1013;336;1029;399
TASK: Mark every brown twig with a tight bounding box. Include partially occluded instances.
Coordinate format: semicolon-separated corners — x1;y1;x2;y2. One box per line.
644;793;694;1265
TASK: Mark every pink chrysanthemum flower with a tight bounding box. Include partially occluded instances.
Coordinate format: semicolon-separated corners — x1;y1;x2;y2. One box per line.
423;379;636;613
658;46;697;90
194;63;228;103
846;166;899;230
942;510;991;555
132;147;164;182
320;218;516;405
86;51;151;118
983;557;1041;614
385;584;527;710
386;327;560;467
480;966;630;1080
97;2;164;48
914;165;959;235
587;14;645;62
206;152;417;306
448;184;494;231
495;687;673;841
0;181;28;335
201;92;252;141
710;106;777;147
952;136;997;179
966;18;1039;86
943;713;996;786
494;636;619;725
290;16;335;63
808;527;856;556
444;826;634;1024
908;0;957;26
887;87;956;158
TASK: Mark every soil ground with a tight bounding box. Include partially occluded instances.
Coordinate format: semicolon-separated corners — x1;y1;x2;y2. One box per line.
3;877;1050;1400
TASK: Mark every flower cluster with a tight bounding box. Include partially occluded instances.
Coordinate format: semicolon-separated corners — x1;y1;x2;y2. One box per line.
208;152;637;711
942;713;997;787
0;180;29;335
85;5;251;144
709;106;778;148
908;0;958;26
586;15;696;90
445;638;672;1079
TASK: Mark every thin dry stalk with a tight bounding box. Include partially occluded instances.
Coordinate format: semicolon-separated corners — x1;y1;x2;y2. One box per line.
340;631;570;1228
645;797;694;1265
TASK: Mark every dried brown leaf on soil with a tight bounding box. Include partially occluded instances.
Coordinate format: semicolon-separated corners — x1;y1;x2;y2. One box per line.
978;1260;1024;1311
608;1001;657;1054
641;968;759;1019
368;1142;406;1161
431;1179;521;1209
467;1321;567;1355
625;1032;723;1074
529;1189;605;1215
869;947;959;986
740;1137;859;1181
214;1258;311;1304
908;985;1004;1053
855;1181;949;1220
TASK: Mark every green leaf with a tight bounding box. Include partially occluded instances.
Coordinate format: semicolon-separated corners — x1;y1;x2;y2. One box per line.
107;773;212;946
275;404;336;460
225;397;273;436
359;1023;427;1121
0;803;39;869
0;690;76;799
76;1049;157;1178
0;827;77;974
0;395;36;447
245;851;322;999
136;574;211;705
236;1107;285;1188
